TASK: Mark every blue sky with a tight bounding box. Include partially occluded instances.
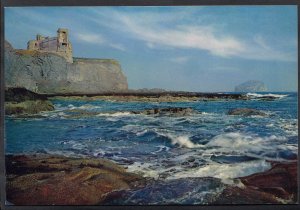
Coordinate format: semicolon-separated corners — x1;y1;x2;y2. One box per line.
5;6;297;92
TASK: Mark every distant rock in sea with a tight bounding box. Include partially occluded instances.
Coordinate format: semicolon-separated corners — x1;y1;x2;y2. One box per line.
234;80;267;92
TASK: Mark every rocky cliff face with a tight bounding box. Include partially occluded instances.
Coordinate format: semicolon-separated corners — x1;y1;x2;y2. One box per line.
4;40;128;94
234;80;267;92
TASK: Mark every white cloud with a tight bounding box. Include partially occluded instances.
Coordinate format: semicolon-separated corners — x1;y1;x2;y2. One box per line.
116;15;245;57
7;7;296;62
75;32;126;52
88;8;296;62
253;35;271;50
75;33;105;44
239;35;296;62
110;43;126;51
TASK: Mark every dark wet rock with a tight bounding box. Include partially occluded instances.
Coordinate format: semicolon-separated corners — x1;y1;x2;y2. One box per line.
227;108;266;116
187;156;196;162
213;186;282;204
214;161;297;204
132;107;198;117
257;96;277;101
211;155;259;164
103;177;225;205
6;155;145;205
5;87;48;102
64;109;100;118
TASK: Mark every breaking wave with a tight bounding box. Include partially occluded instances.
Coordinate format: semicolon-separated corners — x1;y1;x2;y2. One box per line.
246;93;288;99
97;112;133;117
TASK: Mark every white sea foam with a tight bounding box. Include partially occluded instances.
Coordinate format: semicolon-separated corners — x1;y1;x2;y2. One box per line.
206;132;286;150
201;132;295;161
278;119;298;136
157;132;205;149
246;93;288;99
126;162;162;179
97;111;132;117
170;160;271;184
153;145;170;153
67;104;76;110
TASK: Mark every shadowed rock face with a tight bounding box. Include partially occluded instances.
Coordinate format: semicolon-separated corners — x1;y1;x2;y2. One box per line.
5;87;48;102
228;108;266;116
4;40;128;94
6;155;146;205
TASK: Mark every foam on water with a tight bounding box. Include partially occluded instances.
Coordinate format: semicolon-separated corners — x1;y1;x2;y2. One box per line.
170;160;271;184
246;93;288;99
6;93;298;192
152;131;205;149
97;111;133;117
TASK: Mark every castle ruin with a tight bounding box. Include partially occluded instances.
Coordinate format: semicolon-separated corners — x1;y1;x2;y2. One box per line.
27;28;73;63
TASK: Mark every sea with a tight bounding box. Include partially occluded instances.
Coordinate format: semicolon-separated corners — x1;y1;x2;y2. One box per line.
5;92;298;204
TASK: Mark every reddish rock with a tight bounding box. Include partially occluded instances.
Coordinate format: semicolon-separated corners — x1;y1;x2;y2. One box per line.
240;161;297;201
214;161;298;204
6;155;145;205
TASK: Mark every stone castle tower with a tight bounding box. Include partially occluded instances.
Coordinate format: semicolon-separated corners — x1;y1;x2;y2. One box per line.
27;28;73;63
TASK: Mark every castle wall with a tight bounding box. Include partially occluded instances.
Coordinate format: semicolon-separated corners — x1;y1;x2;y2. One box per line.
26;28;73;63
39;37;57;51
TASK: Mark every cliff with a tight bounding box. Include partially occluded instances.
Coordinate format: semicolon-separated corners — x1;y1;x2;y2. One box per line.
4;40;128;94
235;80;267;92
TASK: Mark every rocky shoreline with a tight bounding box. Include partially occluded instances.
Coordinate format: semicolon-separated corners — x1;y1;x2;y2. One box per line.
46;90;282;102
5;88;280;114
48;91;248;102
5;88;54;115
5;154;298;205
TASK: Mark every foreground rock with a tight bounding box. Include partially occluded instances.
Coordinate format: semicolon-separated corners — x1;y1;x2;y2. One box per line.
214;161;298;204
5;88;54;115
6;155;146;205
103;177;225;205
228;108;266;116
132;107;198;117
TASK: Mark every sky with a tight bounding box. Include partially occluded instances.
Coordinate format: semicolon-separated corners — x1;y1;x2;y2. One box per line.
4;6;298;92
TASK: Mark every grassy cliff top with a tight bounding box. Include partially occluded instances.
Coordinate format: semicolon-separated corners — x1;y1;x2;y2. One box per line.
73;57;120;65
14;49;66;59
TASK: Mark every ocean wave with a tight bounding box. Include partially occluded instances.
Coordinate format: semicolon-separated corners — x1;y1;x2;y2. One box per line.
206;132;286;149
246;93;288;99
203;132;297;161
97;111;132;117
157;132;205;149
170;160;271;184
